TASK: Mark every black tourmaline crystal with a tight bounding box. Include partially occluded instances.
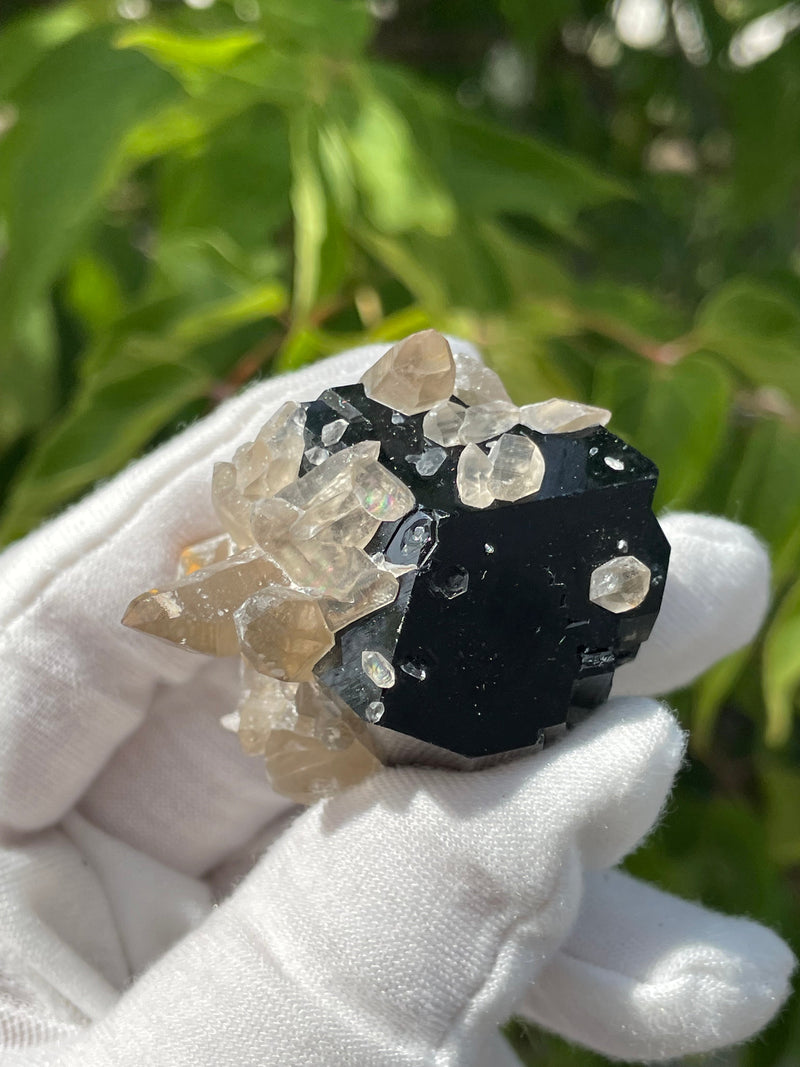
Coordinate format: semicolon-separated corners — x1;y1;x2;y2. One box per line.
305;384;670;760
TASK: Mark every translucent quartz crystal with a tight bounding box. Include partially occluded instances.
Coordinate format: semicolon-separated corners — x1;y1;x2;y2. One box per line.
234;668;380;803
487;433;546;502
360;329;456;416
321;418;348;446
235;586;334;681
211;462;253;547
422;400;466;447
233;402;307;498
178;533;235;577
305;447;329;466
589;555;652;613
361;649;396;688
458;401;521;444
290;491;380;548
263;720;380;805
264;541;378;601
249;497;304;550
212;402;307;545
453;350;513;406
412;447;447;477
456;443;495;509
320;565;399;632
278;441;379;510
123;549;288;656
519;398;611;434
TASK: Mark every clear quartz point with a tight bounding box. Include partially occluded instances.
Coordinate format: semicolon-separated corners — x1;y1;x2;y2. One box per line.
305;447;329;466
321;418;348;446
589;556;651;613
458;401;521;444
519;398;611;434
235;585;334;681
360;329;456;416
122;549;289;656
354;461;416;520
456;443;495;509
487;433;545;502
278;441;379;510
453;350;513;406
422;400;466;447
410;447;447;477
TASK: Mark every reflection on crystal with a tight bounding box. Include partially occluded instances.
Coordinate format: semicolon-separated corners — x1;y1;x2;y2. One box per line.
361;649;396;688
456;443;495;509
321;418;348;446
278;441;379;510
453;350;513;406
365;701;385;723
123;549;287;656
400;659;427;681
360;330;456;416
235;586;334;680
178;533;235;577
321;565;399;632
604;456;625;471
408;447;447;477
423;401;466;447
459;401;521;444
220;711;240;733
589;555;651;613
487;433;545;502
305;447;329;466
519;398;611;434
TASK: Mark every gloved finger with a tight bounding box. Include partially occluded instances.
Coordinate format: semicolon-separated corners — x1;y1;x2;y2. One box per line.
612;512;769;698
0;341;447;834
78;660;295;877
519;868;795;1061
1;699;684;1067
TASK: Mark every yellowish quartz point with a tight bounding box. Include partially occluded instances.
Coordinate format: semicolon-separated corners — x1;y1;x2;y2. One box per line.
453;350;513;406
487;433;545;502
456;443;495;509
122;549;289;656
519;398;611;434
235;585;334;681
360;329;456;416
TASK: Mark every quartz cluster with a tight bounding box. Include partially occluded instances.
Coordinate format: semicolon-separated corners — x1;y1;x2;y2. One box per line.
124;329;669;803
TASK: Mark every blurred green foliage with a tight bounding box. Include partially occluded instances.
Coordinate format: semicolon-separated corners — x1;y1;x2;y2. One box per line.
0;0;799;1062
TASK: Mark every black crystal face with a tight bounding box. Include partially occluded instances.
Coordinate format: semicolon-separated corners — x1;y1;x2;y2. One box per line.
307;385;670;759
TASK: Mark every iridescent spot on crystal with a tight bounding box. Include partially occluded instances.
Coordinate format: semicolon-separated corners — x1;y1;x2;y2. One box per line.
361;649;396;688
589;555;651;614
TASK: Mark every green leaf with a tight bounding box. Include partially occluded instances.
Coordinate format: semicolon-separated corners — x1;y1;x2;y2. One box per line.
0;29;178;343
347;89;455;236
115;25;262;92
593;352;733;509
0;3;90;99
762;577;800;747
695;278;800;406
289;109;329;324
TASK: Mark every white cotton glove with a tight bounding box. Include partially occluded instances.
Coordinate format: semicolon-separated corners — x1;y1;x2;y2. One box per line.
0;342;793;1066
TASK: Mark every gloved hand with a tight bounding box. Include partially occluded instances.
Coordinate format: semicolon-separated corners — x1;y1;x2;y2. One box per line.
0;341;793;1066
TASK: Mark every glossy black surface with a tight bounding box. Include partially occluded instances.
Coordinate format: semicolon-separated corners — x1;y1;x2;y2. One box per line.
308;385;670;758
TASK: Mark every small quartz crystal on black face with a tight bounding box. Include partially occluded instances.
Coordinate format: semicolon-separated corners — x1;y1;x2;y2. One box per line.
123;330;669;801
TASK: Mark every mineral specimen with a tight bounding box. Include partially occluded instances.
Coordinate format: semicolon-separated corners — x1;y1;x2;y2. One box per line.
123;329;669;803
